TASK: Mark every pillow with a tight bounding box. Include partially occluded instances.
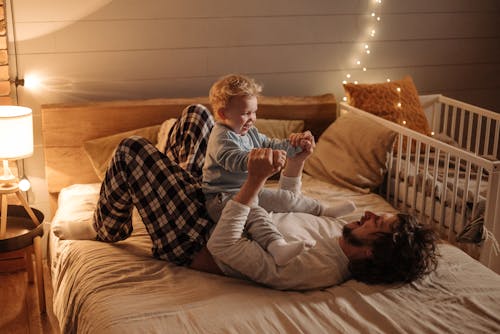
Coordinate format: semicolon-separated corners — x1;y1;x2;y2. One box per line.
84;125;160;180
255;119;305;139
156;118;178;153
343;76;431;136
304;112;396;193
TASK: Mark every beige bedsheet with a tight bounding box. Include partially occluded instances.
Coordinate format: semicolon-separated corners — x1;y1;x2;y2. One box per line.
48;176;500;334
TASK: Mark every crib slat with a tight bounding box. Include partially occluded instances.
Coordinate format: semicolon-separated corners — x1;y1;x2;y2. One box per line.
430;148;441;228
484;117;491;156
403;137;412;208
386;146;394;202
471;167;484;220
412;141;421;213
458;108;466;149
475;115;483;155
450;105;457;140
394;134;404;208
448;156;461;241
420;144;431;224
494;120;500;159
466;111;473;152
460;160;472;237
439;152;451;231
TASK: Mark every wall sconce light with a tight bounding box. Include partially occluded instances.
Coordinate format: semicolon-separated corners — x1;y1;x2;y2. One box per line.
10;77;25;87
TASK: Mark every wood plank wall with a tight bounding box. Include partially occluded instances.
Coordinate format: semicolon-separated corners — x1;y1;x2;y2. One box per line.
5;0;500;216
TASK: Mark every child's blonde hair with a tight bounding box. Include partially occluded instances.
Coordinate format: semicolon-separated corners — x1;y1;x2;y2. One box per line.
209;74;262;119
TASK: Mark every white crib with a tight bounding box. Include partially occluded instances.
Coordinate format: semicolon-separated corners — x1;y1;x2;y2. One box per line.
340;95;500;274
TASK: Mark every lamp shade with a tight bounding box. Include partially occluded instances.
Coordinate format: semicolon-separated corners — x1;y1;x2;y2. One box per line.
0;106;34;159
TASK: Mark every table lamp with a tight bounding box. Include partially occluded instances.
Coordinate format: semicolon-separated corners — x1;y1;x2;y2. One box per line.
0;105;40;239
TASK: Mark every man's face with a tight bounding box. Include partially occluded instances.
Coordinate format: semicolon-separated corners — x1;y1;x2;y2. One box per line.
343;211;398;246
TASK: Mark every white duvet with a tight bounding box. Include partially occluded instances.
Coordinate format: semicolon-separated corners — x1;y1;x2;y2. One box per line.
49;177;500;334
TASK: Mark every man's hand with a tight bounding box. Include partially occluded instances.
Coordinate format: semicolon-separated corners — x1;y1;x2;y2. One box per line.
234;148;278;206
247;148;281;182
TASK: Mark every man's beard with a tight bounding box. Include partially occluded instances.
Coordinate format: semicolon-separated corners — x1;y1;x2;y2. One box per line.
342;225;365;247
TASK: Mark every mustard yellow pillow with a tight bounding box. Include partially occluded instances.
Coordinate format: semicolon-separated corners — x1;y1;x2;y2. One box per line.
304;112;396;193
84;125;160;180
343;76;431;136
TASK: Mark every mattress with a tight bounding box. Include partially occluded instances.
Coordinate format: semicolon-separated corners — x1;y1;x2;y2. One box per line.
48;176;500;334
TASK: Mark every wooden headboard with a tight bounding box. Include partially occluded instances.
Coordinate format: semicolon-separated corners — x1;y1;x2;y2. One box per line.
42;94;336;214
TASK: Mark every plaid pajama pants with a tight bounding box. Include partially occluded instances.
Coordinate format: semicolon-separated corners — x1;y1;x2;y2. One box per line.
93;104;215;266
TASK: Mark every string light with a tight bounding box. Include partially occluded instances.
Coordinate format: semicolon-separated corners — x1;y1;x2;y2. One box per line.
341;0;386;99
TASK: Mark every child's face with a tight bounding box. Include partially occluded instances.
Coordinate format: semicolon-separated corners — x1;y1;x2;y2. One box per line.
219;95;257;135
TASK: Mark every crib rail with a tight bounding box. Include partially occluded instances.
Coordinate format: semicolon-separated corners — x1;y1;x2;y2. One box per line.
425;95;500;160
339;96;500;273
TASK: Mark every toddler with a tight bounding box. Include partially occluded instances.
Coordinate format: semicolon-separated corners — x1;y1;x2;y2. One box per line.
202;74;355;266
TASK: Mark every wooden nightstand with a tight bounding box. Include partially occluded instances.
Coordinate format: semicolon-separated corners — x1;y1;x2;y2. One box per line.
0;205;45;313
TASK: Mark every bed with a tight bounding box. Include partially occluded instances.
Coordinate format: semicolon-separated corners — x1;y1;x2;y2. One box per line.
41;94;500;333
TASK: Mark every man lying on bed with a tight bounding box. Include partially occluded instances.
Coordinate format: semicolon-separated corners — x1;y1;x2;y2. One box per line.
53;103;439;290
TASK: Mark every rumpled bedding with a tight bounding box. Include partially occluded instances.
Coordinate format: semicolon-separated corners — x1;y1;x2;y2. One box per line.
49;177;500;334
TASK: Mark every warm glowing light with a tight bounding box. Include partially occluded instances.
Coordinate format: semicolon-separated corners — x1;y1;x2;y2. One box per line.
397;102;402;108
396;87;401;92
343;96;347;102
19;178;31;191
340;1;386;97
402;120;406;125
386;78;391;82
23;74;42;91
431;131;435;136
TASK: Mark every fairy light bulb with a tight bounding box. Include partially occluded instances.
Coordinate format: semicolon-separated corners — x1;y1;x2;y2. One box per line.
19;177;31;191
397;102;402;108
396;87;401;93
339;0;386;93
343;96;348;102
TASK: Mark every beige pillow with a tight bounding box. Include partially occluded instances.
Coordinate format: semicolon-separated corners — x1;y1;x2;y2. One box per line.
255;119;305;138
304;112;396;193
84;125;160;180
156;118;178;153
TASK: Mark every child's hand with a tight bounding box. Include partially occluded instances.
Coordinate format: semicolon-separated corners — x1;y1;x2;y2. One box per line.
272;149;287;171
289;131;315;152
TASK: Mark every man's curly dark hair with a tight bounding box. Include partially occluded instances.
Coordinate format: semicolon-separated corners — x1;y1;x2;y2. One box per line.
348;213;439;284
